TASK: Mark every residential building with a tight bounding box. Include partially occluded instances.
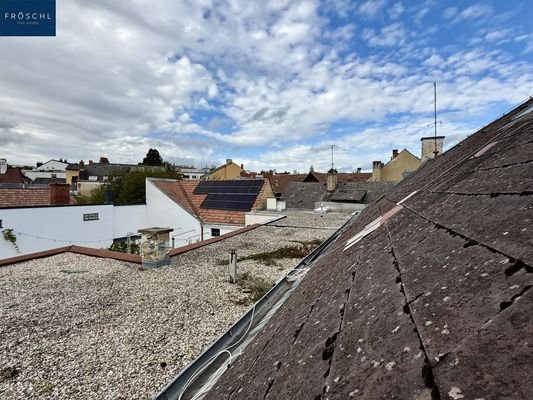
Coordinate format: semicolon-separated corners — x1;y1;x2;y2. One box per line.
0;159;31;186
180;166;210;180
149;178;273;243
368;148;421;182
22;159;69;181
204;159;244;180
269;170;372;198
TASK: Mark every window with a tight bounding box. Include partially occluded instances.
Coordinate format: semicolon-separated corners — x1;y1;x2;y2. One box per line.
83;213;99;221
211;228;220;237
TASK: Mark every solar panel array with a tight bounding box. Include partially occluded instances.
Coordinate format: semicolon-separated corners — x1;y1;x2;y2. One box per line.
194;180;263;195
195;180;263;211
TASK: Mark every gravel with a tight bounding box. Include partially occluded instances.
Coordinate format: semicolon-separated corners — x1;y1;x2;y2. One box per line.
0;211;351;400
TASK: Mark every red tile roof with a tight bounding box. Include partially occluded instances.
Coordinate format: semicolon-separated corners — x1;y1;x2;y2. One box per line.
0;188;51;207
0;188;76;208
0;166;31;184
154;180;267;225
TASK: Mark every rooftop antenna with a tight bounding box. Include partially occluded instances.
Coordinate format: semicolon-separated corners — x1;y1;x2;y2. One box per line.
327;144;347;171
433;81;438;156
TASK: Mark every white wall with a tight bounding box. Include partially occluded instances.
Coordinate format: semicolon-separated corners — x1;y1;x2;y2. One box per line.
0;205;114;259
145;179;201;246
113;205;148;239
0;179;250;259
35;160;68;171
245;212;284;226
23;171;67;181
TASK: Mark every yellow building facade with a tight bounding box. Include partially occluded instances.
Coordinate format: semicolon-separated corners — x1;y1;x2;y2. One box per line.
205;159;244;180
368;149;421;183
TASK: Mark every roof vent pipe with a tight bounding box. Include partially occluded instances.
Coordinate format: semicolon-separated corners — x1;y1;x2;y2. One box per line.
229;249;237;283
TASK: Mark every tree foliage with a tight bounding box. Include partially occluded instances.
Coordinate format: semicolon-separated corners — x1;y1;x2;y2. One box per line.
142;148;163;166
76;166;181;205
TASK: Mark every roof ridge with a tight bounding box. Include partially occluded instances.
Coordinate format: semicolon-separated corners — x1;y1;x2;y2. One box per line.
178;180;202;221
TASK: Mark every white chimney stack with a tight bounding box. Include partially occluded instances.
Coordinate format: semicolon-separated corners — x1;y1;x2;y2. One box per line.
0;159;7;175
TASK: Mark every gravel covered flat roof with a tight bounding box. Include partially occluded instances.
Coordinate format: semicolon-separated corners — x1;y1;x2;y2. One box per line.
0;211;350;399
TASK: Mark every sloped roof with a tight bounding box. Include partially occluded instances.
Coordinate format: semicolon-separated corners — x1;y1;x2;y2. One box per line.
269;174;307;195
0;188;50;207
306;171;373;183
0;188;76;207
282;181;394;208
0;166;31;184
283;182;327;209
201;98;533;399
153;179;267;225
32;177;67;185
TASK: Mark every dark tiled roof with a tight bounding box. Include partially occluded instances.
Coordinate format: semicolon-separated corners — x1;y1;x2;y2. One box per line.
269;174;307;195
202;98;533;400
283;182;326;209
282;181;395;208
32;177;67;185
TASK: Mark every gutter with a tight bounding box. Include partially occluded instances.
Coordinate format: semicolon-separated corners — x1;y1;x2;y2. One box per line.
153;214;356;400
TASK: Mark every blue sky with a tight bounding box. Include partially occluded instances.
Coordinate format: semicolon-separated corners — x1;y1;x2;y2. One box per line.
1;0;532;172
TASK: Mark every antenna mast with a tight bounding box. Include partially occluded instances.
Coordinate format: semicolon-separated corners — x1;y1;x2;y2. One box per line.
433;81;438;156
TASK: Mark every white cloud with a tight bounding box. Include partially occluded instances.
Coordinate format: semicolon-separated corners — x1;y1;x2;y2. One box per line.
443;7;457;19
358;0;387;18
363;23;406;47
388;2;404;19
1;0;531;173
460;4;492;19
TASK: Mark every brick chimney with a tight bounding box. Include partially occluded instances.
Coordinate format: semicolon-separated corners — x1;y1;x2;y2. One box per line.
226;158;232;165
50;183;70;205
89;160;94;166
371;161;383;182
392;149;399;159
326;169;338;192
421;136;445;162
79;160;85;169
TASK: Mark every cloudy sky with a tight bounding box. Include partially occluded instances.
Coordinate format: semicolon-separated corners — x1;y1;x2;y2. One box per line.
1;0;532;172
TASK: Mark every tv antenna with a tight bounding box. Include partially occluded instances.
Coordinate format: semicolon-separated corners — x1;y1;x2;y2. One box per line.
427;81;442;156
326;144;347;170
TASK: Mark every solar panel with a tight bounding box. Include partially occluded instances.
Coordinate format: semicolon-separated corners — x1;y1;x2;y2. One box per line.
200;193;257;211
194;180;263;195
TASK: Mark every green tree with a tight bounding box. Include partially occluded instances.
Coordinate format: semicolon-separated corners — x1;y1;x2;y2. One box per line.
76;167;180;205
142;148;163;166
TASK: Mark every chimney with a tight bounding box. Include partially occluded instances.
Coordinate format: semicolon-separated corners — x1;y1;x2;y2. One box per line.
326;169;338;192
0;158;7;175
392;149;399;159
50;183;70;205
79;160;85;169
371;161;383;182
226;158;232;165
421;136;445;162
240;163;244;169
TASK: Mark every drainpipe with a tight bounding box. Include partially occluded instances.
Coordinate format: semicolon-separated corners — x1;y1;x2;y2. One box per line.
200;223;204;241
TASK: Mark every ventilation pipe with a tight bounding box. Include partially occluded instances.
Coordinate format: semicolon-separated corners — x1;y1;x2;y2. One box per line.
229;249;237;283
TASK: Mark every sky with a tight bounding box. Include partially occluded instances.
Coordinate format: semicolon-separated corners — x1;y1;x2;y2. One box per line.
0;0;532;173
